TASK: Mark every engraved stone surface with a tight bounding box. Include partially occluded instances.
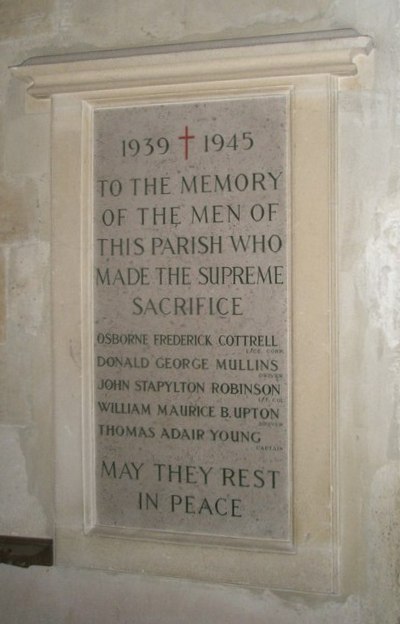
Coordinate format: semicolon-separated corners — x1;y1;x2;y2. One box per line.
93;96;290;543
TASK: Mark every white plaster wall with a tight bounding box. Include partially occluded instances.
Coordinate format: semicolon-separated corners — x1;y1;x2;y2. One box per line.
0;1;399;622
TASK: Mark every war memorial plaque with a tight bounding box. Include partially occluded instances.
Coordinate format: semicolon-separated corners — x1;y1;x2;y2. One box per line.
93;96;290;543
11;31;373;589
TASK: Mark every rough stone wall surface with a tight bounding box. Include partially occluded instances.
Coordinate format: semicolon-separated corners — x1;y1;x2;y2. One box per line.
0;1;399;622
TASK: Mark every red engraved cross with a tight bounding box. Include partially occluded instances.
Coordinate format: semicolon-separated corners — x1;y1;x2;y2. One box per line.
178;126;195;161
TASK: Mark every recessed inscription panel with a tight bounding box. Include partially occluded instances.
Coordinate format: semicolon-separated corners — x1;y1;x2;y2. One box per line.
92;96;290;543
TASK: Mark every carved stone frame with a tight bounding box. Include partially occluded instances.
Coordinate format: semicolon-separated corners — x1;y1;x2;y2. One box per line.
12;30;372;593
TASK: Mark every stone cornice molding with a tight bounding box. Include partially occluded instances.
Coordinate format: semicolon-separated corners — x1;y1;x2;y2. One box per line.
12;30;373;102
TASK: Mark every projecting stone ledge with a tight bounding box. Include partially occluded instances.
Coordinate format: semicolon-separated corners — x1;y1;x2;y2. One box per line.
11;29;373;108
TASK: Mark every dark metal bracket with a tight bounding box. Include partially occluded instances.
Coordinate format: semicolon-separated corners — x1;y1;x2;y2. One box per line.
0;535;53;568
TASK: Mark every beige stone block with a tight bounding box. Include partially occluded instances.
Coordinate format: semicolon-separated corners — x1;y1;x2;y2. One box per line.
0;242;50;425
0;176;42;243
0;428;47;535
5;114;50;177
0;0;54;39
8;242;49;335
0;340;33;424
0;248;5;344
0;329;51;425
57;0;334;47
185;0;333;36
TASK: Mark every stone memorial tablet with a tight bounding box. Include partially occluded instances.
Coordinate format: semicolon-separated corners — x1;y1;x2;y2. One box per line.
13;32;372;590
93;95;290;544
